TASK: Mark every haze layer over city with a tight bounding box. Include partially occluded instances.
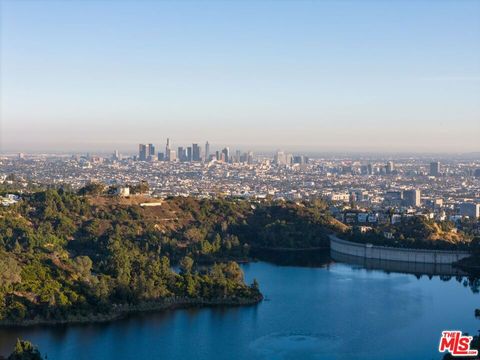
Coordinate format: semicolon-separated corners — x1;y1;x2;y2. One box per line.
1;0;479;153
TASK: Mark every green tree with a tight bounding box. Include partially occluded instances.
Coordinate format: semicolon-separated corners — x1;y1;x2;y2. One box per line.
7;339;43;360
72;256;93;279
78;182;106;196
179;256;194;274
0;256;22;288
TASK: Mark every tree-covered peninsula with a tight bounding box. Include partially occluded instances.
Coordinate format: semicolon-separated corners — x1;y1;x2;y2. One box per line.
0;188;344;325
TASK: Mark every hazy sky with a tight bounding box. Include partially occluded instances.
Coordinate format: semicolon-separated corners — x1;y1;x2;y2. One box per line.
1;0;479;153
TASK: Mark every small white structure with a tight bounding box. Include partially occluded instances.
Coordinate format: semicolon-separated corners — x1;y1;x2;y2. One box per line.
115;187;130;197
391;214;402;224
1;194;20;206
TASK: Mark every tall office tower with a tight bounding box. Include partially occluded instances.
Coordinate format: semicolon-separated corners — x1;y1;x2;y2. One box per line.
112;150;120;161
243;152;250;163
138;144;147;161
187;147;192;161
178;147;186;162
235;150;241;163
385;161;394;174
247;151;254;165
169;149;177;162
205;141;210;162
360;165;368;175
430;161;440;176
403;189;421;207
148;144;156;157
221;147;230;163
215;150;220;161
285;153;293;166
192;143;201;161
240;153;247;163
165;138;171;160
367;163;373;175
157;152;165;161
274;150;286;165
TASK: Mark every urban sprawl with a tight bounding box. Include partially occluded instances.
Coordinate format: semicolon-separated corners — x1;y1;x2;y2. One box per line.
1;139;480;229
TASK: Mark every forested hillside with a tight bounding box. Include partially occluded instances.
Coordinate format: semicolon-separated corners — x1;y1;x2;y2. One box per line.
345;216;475;250
0;189;342;325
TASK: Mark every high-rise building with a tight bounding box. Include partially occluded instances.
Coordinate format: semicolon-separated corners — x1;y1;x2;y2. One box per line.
367;163;373;175
138;144;147;161
169;149;177;162
139;144;156;161
144;144;155;161
148;144;155;157
112;150;120;161
285;153;293;166
274;150;293;165
178;147;186;162
205;141;210;162
385;161;394;174
239;152;247;163
192;144;201;161
157;152;165;161
187;147;192;161
247;151;254;165
430;162;440;176
165;138;171;161
403;189;421;207
274;150;286;165
221;147;230;163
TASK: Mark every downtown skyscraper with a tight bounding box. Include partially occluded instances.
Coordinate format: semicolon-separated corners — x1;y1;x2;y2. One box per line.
205;141;210;162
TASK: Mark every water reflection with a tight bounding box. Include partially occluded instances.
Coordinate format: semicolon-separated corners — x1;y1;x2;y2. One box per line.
253;248;480;295
251;248;332;267
331;249;480;295
330;250;467;276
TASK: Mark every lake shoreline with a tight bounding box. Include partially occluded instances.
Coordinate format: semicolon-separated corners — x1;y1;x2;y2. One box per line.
454;255;480;275
195;247;331;265
0;261;478;360
0;295;263;328
252;246;329;252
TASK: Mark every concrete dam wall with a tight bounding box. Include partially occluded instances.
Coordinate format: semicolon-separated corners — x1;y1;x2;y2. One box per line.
330;251;467;276
329;235;470;264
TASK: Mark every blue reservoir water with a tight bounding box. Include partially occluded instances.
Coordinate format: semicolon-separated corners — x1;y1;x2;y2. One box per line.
0;260;478;360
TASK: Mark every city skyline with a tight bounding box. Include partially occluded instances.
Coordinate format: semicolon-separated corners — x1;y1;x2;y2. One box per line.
1;0;479;153
2;137;480;157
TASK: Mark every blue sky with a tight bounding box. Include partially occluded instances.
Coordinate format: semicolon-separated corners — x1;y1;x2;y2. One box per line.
1;0;479;153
